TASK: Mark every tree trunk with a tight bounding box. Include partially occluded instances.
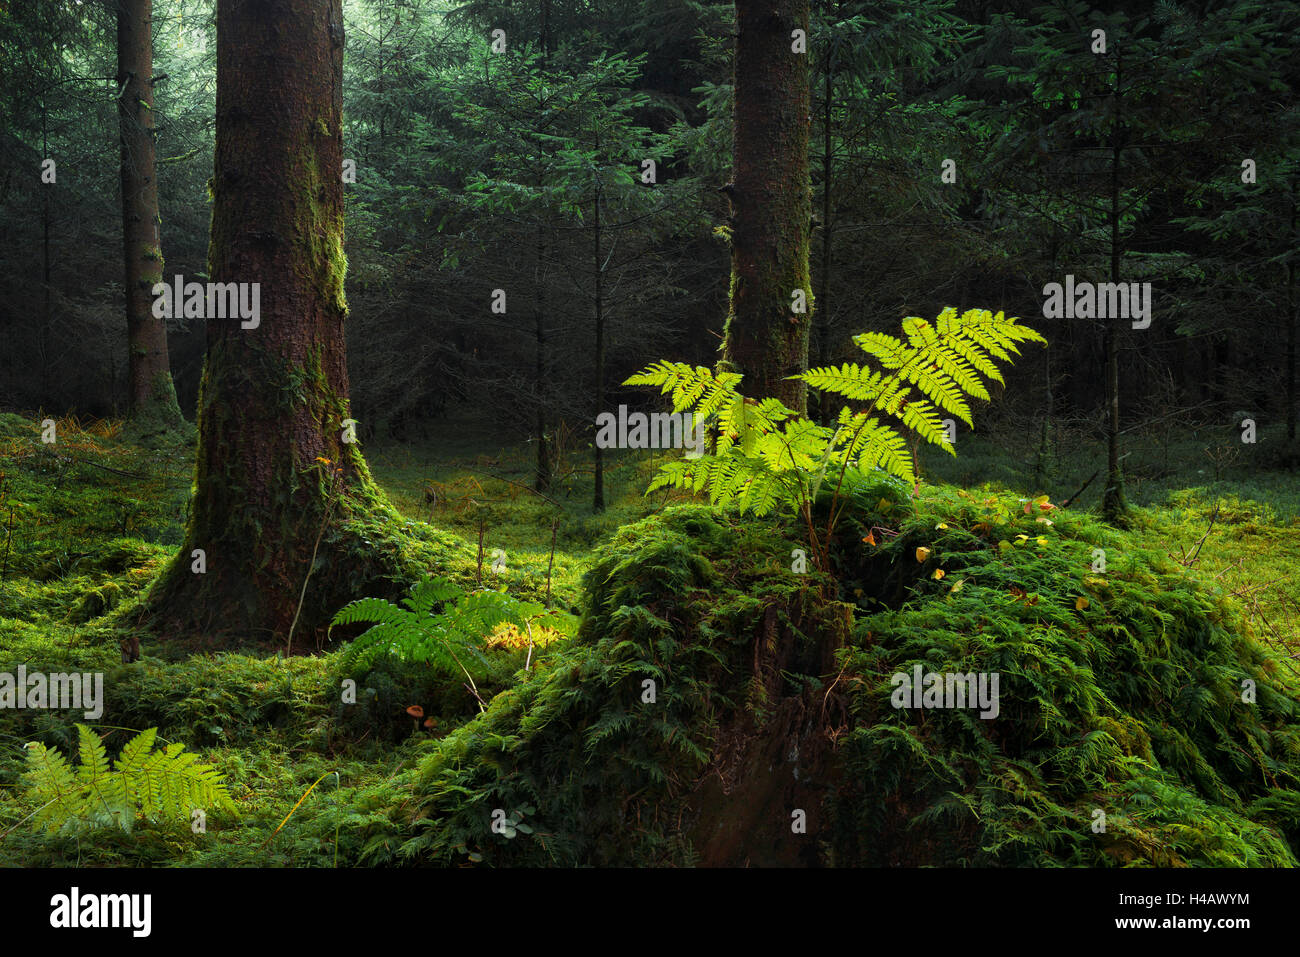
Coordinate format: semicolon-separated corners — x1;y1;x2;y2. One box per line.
534;221;552;493
117;0;183;432
1287;195;1296;447
143;0;404;649
41;106;51;402
813;8;835;424
533;1;553;494
1102;46;1128;524
593;129;606;512
721;0;813;413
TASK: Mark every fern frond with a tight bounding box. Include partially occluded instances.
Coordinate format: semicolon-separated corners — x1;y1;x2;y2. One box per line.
627;307;1042;524
23;725;235;834
331;597;410;630
404;576;463;615
801;363;888;402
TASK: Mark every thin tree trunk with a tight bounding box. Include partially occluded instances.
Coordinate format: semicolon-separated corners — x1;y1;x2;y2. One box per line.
144;0;404;648
535;223;551;493
1102;47;1128;523
534;7;552;493
593;127;606;511
117;0;182;430
41;106;51;401
722;0;813;413
1287;194;1296;446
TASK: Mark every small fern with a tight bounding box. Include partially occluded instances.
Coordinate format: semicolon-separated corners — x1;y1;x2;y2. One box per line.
627;308;1044;570
331;577;576;707
21;725;236;834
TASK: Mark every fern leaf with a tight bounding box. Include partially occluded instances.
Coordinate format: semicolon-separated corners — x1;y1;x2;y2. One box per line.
23;725;235;833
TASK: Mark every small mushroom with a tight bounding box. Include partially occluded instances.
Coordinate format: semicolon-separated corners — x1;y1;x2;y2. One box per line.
406;704;424;732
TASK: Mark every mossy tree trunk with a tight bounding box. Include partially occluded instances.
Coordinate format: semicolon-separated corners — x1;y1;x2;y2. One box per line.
721;0;813;414
143;0;403;649
117;0;182;431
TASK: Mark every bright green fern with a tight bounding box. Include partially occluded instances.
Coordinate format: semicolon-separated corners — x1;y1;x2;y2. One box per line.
626;308;1044;569
331;576;576;710
22;724;236;834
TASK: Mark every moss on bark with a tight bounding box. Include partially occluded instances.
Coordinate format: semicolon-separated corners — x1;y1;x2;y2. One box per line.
140;0;416;650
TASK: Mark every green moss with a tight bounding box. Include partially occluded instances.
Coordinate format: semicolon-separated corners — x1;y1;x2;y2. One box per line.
66;581;123;623
123;371;188;446
352;488;1300;867
0;412;35;439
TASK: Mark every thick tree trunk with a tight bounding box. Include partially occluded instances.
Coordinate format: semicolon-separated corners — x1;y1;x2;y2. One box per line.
813;13;834;424
143;0;403;649
721;0;812;413
118;0;182;431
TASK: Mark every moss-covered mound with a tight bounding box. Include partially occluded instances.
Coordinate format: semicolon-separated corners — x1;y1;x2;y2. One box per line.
357;491;1300;867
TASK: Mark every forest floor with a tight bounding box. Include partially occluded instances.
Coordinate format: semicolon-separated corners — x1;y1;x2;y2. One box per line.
0;409;1297;865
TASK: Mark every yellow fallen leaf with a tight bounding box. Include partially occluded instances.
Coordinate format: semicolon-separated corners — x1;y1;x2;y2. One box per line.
1036;537;1048;546
936;523;949;530
915;546;931;563
1075;596;1089;610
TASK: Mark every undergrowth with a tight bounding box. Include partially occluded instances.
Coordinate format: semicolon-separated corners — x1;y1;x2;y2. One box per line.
2;412;1298;867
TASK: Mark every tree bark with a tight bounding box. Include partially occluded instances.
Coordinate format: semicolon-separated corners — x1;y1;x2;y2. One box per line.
143;0;404;649
1102;46;1128;524
721;0;813;413
1287;195;1296;447
117;0;182;430
813;4;835;424
593;127;606;512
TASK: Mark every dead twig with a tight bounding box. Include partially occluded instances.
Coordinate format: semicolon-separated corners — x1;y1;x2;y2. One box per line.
1059;470;1099;509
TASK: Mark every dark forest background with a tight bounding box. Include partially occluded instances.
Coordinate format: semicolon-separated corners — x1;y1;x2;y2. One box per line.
3;0;1300;876
2;0;1295;488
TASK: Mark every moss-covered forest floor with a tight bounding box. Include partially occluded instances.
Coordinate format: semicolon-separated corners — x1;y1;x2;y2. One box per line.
1;409;1298;866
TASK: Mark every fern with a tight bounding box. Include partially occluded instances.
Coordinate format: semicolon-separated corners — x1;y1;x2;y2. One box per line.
331;576;576;693
22;725;236;834
627;308;1044;570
